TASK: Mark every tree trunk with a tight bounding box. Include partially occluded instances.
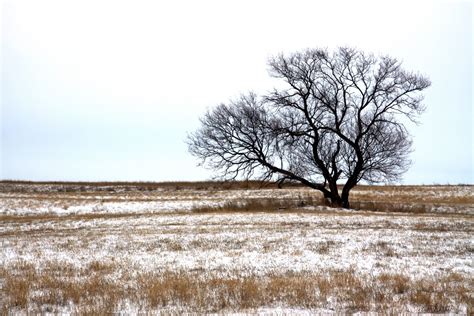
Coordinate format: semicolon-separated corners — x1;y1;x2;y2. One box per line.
324;191;350;208
323;192;345;208
320;182;351;209
341;196;350;209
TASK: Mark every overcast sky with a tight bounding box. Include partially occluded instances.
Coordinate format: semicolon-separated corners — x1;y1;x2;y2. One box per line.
1;0;472;184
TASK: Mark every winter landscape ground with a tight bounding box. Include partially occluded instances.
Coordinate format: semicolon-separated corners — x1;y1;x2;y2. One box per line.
0;181;473;314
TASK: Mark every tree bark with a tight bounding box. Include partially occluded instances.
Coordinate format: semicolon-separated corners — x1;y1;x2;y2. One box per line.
322;187;350;209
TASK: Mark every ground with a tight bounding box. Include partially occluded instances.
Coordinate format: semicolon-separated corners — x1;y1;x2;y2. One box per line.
0;182;473;314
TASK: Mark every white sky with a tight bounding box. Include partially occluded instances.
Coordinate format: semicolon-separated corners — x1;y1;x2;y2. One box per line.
1;0;473;183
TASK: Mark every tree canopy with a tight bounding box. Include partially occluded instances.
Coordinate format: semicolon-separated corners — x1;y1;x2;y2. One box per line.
188;47;431;208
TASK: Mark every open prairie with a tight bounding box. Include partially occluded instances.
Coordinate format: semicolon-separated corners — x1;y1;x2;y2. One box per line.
1;182;473;314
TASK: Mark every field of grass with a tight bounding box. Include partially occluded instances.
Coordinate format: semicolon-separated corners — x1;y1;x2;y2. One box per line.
1;181;473;314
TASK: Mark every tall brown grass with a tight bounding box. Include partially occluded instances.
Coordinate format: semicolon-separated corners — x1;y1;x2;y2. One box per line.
192;195;323;213
351;201;428;213
1;261;472;314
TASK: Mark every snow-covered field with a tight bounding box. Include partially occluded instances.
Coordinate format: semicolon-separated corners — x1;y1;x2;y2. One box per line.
1;182;473;314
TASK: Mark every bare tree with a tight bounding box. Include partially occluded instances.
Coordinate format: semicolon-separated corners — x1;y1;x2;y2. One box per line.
188;47;430;208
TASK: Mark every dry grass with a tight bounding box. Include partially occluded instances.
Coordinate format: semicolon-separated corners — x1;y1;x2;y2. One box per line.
309;240;338;254
1;261;472;314
2;181;472;216
3;180;470;192
0;212;149;223
371;241;398;257
351;185;474;210
1;182;473;313
192;195;323;213
351;200;429;213
0;180;301;192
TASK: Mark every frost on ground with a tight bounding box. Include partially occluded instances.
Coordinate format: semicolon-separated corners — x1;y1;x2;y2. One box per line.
0;183;473;314
1;183;473;216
